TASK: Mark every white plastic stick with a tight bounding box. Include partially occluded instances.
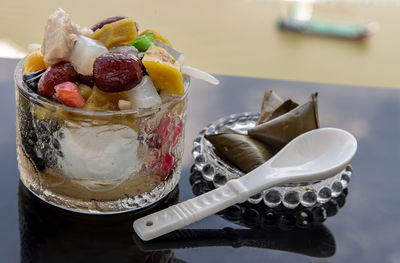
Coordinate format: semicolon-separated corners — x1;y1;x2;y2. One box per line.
181;66;220;85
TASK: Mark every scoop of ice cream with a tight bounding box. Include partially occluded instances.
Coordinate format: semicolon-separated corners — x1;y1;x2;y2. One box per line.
58;124;140;191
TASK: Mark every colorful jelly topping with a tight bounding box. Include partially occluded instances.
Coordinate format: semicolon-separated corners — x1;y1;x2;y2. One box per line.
22;8;219;110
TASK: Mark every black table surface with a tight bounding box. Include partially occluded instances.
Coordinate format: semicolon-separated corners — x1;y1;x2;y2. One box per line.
1;58;399;263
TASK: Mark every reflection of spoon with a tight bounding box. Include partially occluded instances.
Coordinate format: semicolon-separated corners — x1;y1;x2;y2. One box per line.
134;128;357;241
133;224;335;258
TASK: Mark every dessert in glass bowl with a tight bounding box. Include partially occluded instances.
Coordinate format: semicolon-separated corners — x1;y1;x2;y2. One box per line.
15;9;218;214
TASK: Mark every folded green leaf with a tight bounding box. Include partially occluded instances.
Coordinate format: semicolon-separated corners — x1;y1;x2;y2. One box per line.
256;90;285;125
205;131;273;173
249;93;319;148
263;99;299;123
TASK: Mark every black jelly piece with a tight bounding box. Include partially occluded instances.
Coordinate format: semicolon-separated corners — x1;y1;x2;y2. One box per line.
78;74;94;87
23;69;46;93
141;63;148;76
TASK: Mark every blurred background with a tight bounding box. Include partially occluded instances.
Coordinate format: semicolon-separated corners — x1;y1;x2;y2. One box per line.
0;0;399;88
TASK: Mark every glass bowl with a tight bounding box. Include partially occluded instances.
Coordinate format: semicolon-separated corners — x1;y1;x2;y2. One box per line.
192;112;353;209
15;59;190;214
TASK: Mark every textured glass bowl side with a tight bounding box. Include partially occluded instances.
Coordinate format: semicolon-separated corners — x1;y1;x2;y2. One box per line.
192;112;353;209
15;59;190;214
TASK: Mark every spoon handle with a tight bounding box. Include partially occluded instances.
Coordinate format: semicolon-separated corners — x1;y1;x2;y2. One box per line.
133;180;247;241
134;163;281;241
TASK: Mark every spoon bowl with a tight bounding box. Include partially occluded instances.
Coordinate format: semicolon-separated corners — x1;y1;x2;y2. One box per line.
134;128;357;241
271;128;356;180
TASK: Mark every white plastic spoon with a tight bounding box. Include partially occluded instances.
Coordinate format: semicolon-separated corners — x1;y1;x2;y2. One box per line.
181;66;220;85
134;128;357;241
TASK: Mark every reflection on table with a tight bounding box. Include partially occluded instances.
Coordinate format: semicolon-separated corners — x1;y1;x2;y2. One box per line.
19;178;339;262
18;182;180;263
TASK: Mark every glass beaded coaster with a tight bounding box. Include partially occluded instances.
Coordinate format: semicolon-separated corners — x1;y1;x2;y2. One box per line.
191;112;353;209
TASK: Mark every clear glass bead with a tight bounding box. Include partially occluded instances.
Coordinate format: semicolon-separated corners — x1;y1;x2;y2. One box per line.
341;171;351;187
318;187;332;203
213;173;228;188
263;189;282;207
248;192;262;204
191;145;201;157
193;136;202;146
202;164;215;181
194;154;206;167
283;191;300;209
331;180;343;197
301;190;317;207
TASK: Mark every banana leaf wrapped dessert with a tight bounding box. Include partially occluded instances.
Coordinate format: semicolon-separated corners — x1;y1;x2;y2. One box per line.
249;93;319;148
204;127;273;173
205;91;320;173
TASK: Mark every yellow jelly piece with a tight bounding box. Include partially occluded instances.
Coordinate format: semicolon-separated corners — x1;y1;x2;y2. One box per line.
78;84;93;101
90;18;137;48
23;50;47;75
83;86;138;131
84;86;127;111
142;46;183;95
139;29;172;47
